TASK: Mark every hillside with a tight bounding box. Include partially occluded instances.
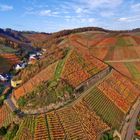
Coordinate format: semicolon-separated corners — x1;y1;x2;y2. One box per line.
0;27;140;140
59;31;140;83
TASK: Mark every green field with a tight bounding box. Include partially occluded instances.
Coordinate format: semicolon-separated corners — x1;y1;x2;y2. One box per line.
0;44;16;53
54;59;65;80
124;62;140;81
83;87;125;129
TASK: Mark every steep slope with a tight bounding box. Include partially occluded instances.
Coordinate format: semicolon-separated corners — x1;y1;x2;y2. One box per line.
11;48;109;110
63;32;140;83
1;27;140;140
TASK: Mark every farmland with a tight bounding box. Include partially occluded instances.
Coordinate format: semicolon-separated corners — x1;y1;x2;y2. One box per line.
13;68;139;140
64;32;140;83
0;28;140;140
13;103;110;140
12;47;108;110
0;104;14;128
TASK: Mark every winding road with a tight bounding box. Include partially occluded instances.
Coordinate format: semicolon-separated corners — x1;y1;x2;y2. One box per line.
121;98;140;140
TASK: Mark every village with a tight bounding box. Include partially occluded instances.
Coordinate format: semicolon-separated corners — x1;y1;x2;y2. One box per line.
0;48;45;98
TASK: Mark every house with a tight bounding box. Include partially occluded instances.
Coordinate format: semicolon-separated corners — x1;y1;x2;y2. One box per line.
36;52;42;56
0;74;10;82
29;54;37;60
42;48;46;53
28;58;37;65
15;62;27;71
11;79;22;88
0;74;8;81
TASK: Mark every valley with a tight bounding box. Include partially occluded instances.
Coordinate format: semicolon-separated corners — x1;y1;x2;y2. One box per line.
0;27;140;140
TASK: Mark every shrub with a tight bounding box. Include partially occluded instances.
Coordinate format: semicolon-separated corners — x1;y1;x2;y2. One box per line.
18;97;27;107
5;124;19;140
0;95;6;107
0;127;7;136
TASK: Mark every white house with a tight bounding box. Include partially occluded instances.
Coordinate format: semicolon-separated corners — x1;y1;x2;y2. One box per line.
15;62;27;71
0;74;8;82
29;54;37;60
36;52;42;56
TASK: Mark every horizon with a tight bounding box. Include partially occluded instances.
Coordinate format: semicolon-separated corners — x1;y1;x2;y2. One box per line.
1;26;140;34
0;0;140;32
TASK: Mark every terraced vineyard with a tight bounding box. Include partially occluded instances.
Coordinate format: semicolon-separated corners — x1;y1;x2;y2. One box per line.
12;61;58;101
83;87;125;129
56;107;88;139
14;105;109;140
14;116;36;140
97;71;139;113
1;29;140;140
66;33;140;83
34;115;50;140
0;104;14;128
13;47;66;84
46;112;66;139
61;49;107;87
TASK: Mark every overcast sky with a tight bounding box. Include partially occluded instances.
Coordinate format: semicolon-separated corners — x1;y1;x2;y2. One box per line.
0;0;140;32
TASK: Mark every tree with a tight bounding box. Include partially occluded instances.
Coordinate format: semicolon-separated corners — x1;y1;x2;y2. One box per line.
0;127;7;136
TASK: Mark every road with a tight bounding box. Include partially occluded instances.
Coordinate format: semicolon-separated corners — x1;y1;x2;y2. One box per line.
105;58;140;63
121;98;140;140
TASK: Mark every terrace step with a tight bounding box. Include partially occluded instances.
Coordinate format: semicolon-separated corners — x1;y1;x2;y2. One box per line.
5;98;17;112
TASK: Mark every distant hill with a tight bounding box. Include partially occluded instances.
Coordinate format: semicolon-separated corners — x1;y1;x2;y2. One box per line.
0;28;37;54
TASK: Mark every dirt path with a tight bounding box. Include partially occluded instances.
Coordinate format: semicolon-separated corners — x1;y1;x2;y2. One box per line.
105;58;140;63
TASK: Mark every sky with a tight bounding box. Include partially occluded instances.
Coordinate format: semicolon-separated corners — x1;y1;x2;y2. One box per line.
0;0;140;32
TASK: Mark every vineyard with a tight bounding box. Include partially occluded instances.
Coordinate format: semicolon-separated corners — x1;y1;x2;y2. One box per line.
13;47;67;84
34;115;50;140
14;105;110;140
46;112;66;139
14;116;36;140
66;33;140;83
83;87;125;129
12;47;109;110
1;29;140;140
13;61;58;101
97;70;139;113
61;49;107;87
0;104;14;128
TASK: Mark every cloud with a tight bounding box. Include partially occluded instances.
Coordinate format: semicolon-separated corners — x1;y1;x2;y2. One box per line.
64;15;96;23
39;10;59;17
25;7;60;17
117;16;140;22
80;0;123;9
131;3;140;11
58;0;123;20
39;10;51;16
0;4;13;11
87;18;96;23
75;8;83;14
75;7;89;14
100;11;114;17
